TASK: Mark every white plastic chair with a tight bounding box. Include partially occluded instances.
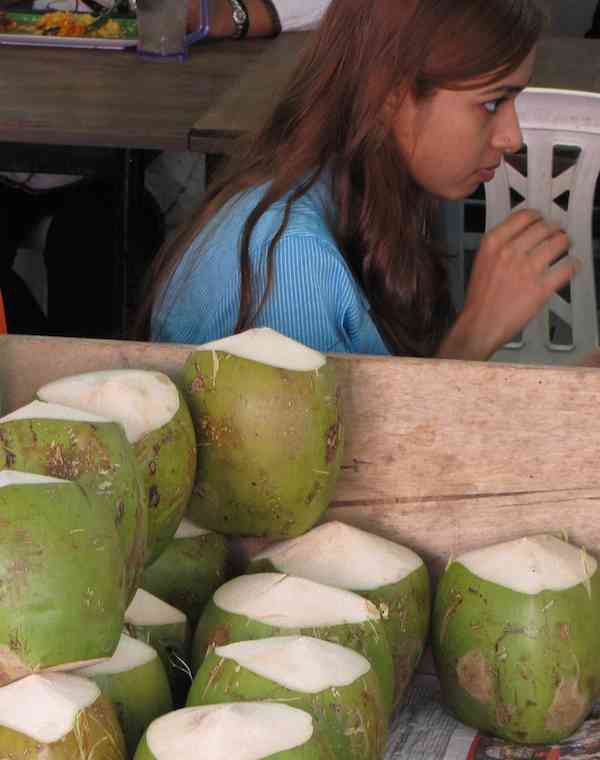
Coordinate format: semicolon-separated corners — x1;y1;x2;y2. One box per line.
452;87;600;365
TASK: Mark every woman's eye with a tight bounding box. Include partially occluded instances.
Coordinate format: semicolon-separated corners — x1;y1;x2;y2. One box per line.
482;98;504;114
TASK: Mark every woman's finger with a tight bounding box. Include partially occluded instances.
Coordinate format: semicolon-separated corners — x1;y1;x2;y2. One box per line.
484;208;543;250
508;220;566;258
542;255;581;295
528;230;571;270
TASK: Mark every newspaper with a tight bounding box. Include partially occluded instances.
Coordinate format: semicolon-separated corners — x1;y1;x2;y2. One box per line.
386;675;600;760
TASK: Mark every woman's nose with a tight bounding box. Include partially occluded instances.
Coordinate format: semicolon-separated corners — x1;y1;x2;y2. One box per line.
491;102;523;155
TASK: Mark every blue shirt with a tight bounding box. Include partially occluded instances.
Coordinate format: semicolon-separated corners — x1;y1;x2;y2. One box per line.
151;179;390;355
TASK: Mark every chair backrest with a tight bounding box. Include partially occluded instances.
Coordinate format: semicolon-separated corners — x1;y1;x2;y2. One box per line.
487;87;600;365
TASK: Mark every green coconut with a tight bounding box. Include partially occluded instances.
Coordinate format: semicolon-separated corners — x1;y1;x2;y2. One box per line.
38;369;197;567
125;588;191;707
432;533;600;744
182;328;344;538
77;633;173;756
0;400;147;603
134;703;326;760
0;470;125;686
187;636;387;759
248;520;430;709
142;518;230;627
192;572;393;717
0;672;126;760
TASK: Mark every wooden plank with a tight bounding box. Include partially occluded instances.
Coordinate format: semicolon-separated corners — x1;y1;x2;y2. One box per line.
2;334;600;569
0;38;275;150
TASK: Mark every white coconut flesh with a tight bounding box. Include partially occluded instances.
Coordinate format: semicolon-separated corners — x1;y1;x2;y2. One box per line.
0;470;68;488
77;633;157;676
175;518;211;540
214;636;370;693
457;534;598;595
214;573;380;627
0;400;109;425
0;673;100;744
254;521;423;591
126;589;187;626
146;703;314;760
195;327;325;372
37;369;180;445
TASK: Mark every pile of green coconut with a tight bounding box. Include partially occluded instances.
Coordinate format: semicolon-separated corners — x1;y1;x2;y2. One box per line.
0;327;599;759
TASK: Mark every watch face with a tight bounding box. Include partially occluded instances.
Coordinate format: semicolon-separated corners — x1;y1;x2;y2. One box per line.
233;8;247;24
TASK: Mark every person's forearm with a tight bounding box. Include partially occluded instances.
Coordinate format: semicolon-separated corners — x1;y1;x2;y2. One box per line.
188;0;279;37
435;317;496;362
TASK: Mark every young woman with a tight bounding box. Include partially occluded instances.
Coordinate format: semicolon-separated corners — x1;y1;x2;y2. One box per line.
143;0;579;361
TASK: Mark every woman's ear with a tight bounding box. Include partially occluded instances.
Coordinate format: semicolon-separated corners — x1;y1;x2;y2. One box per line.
381;87;404;125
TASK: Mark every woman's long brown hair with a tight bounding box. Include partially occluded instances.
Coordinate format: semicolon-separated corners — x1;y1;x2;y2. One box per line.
136;0;544;355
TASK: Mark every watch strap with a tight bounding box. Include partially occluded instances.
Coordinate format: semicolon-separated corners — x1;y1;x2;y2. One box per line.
260;0;282;36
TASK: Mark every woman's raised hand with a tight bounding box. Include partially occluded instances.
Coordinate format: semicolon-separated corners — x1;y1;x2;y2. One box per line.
438;209;580;361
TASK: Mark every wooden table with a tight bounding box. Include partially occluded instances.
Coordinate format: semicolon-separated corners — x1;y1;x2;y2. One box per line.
0;32;310;153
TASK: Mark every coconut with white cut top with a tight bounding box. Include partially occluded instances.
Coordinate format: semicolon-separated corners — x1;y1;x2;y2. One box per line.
187;636;387;759
125;588;191;706
142;518;230;626
0;471;125;686
0;400;147;603
77;633;172;756
248;521;430;708
0;672;126;760
182;328;344;538
432;534;600;744
192;572;394;717
134;703;323;760
37;369;197;566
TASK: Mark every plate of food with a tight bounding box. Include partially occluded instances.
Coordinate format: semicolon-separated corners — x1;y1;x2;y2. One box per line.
0;9;137;48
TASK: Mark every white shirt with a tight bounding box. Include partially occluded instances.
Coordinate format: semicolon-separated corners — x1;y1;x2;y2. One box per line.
275;0;329;31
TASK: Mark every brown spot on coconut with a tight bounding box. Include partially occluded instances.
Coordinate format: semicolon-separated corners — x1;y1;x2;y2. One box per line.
456;650;495;705
545;677;589;735
37;369;197;567
433;534;600;744
495;702;515;727
182;328;344;538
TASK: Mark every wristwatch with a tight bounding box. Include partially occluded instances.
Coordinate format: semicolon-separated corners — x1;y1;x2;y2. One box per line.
228;0;250;39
